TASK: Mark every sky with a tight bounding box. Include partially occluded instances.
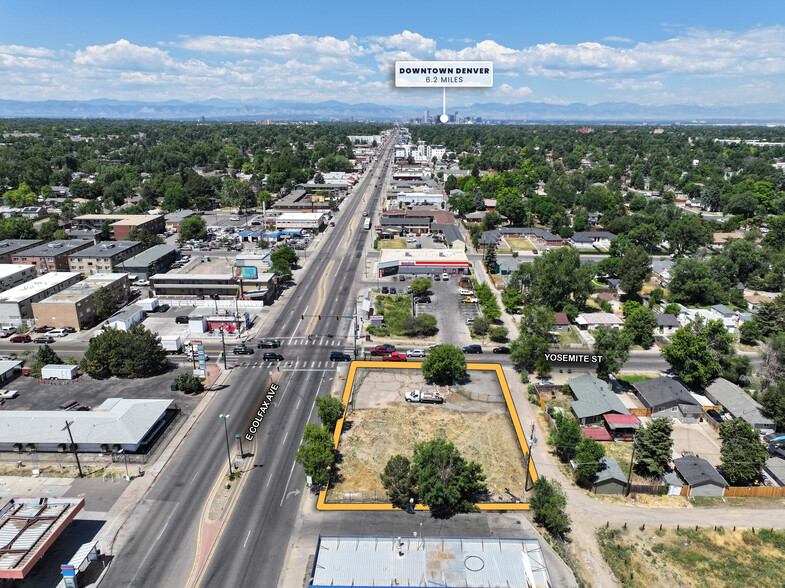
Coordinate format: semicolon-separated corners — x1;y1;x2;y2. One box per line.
1;0;784;110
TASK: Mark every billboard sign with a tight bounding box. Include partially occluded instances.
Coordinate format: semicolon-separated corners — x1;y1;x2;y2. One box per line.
395;61;493;88
234;266;258;279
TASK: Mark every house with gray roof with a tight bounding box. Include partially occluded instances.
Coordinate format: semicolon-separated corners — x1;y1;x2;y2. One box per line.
569;373;630;425
651;258;675;287
633;377;702;422
672;456;728;497
704;378;775;434
764;457;785;486
569;231;617;249
592;457;628;495
655;312;681;335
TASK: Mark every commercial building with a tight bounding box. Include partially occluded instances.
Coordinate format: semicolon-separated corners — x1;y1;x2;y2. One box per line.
378;249;470;277
0;264;36;293
0;398;174;453
164;209;199;229
121;244;178;279
0;497;85;580
0;272;82;326
31;273;130;331
150;272;276;303
68;241;144;275
106;304;145;331
11;240;92;273
274;189;334;212
73;214;165;239
310;536;552;588
274;212;328;231
0;240;43;264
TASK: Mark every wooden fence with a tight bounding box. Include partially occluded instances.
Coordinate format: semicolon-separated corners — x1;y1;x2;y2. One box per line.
629;407;652;417
724;486;785;498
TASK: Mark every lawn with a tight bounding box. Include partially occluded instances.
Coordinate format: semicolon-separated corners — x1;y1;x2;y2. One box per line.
596;526;785;588
504;237;534;250
558;326;582;346
376;238;407;249
617;374;654;386
366;294;412;337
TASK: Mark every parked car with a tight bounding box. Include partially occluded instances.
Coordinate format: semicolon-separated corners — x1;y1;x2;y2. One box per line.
33;325;53;333
381;286;389;294
263;352;284;361
0;328;14;338
257;339;280;348
33;335;55;344
134;279;150;287
492;346;511;354
442;273;449;281
370;344;396;356
465;317;475;325
415;296;431;303
157;304;171;313
458;288;473;296
461;297;478;304
232;345;254;355
389;287;396;294
406;237;417;243
49;329;69;338
330;351;352;361
398;275;406;281
382;352;407;362
175;316;190;324
433;275;441;281
62;326;76;334
230;217;241;221
406;349;427;358
462;344;483;354
10;334;31;343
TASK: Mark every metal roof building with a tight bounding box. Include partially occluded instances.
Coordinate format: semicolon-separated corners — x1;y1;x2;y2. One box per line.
0;497;85;579
310;536;552;588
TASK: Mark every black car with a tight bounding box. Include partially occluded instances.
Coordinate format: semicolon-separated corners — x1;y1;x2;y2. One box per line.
398;275;406;281
415;296;431;303
330;351;352;361
62;326;76;333
257;339;280;349
381;286;389;294
175;316;190;324
492;346;510;354
232;345;254;355
157;303;171;313
462;344;483;354
263;352;284;361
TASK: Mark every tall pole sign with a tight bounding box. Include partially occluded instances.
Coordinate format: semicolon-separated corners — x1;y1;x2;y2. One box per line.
395;61;494;122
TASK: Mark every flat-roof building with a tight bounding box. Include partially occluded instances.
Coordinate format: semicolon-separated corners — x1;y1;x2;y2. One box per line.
121;244;178;278
0;264;37;293
378;249;470;277
164;209;199;228
31;273;130;331
73;214;165;239
151;272;276;303
68;240;144;275
274;212;327;230
0;272;82;326
11;240;92;273
0;240;43;264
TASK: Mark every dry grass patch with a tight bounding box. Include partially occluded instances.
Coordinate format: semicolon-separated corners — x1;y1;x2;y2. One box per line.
377;239;407;249
504;238;535;250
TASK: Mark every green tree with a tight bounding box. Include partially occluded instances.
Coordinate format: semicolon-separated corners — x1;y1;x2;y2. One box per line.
471;316;490;336
415;313;438;336
719;419;768;485
482;212;504;232
294;424;336;486
501;284;524;314
315;395;345;431
668;258;726;306
623;306;657;348
663;302;681;316
35;344;61;366
552;415;582;459
174;373;205;395
380;455;417;509
634;418;673;477
574;437;606;480
81;324;168;379
618;245;652;298
38;219;60;241
221;177;256;211
0;217;37;239
530;477;569;536
93;286;116;321
270;245;299;267
753;295;785;337
178;216;207;242
738;321;761;345
421;344;467;385
127;227;165;250
510;305;554;372
2;183;36;207
98;219;113;242
488;326;508;342
483;243;499;274
592;327;631;379
410;277;431;297
760;382;785;431
515;248;594;310
665;214;713;255
411;438;487;517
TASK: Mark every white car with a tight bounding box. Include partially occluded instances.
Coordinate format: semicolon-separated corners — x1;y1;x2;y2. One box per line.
406;348;427;358
406;237;417;243
49;329;69;338
458;288;473;296
230;217;241;221
442;274;449;281
134;279;150;287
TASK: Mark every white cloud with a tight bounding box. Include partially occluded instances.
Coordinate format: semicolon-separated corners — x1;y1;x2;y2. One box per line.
495;84;533;98
178;34;365;57
74;39;174;71
0;44;55;58
368;30;436;54
604;79;665;91
603;36;633;44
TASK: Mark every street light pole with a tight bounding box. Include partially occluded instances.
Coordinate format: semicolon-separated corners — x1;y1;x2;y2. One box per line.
119;449;130;481
220;328;227;370
219;414;232;478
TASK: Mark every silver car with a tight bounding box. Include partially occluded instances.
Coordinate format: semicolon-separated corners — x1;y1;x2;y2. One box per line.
406;348;427;358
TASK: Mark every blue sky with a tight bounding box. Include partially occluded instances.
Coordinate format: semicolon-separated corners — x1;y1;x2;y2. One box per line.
1;1;784;108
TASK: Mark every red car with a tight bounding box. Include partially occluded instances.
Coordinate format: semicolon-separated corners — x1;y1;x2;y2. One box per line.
370;344;396;356
382;352;407;362
10;334;31;343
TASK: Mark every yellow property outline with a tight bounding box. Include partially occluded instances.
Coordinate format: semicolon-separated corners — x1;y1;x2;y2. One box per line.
317;361;537;511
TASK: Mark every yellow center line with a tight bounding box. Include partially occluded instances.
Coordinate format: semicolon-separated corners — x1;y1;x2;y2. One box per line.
304;259;334;334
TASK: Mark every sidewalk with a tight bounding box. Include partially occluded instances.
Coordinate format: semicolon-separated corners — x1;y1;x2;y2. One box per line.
470;255;520;341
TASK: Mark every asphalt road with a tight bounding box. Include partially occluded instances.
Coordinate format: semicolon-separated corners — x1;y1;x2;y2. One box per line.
102;135;396;587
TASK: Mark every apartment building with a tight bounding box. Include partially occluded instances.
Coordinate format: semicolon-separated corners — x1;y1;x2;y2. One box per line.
11;240;92;273
32;273;129;331
68;241;144;275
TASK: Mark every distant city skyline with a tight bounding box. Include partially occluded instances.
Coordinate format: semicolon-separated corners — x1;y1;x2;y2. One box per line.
1;1;785;115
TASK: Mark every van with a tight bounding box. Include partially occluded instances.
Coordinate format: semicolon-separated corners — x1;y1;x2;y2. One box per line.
49;329;68;338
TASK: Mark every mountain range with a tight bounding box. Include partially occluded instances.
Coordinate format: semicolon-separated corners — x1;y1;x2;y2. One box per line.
0;98;783;123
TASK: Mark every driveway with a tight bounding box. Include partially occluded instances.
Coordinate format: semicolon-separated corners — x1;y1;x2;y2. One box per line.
670;421;722;466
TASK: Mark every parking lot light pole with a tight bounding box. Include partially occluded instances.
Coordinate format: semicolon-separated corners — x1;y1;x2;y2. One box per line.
219;414;232;477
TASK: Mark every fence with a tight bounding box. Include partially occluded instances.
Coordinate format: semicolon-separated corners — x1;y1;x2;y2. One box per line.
627;483;668;495
628;408;651;417
724;486;785;498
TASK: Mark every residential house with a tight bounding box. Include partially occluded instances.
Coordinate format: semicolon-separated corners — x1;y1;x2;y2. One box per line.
553;312;570;333
744;294;774;312
764;457;785;486
704;378;776;434
595;292;621;311
592;457;628;495
655;312;681;335
569;231;617;249
605;278;621;293
672;456;728;497
651;258;675;288
568;373;630;426
575;313;625;331
710;304;737;330
105;304;145;331
633;377;702;422
603;414;640;441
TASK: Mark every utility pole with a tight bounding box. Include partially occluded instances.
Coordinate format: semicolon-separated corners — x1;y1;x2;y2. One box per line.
219;414;233;478
220;327;227;370
626;434;637;497
62;420;83;478
353;303;359;358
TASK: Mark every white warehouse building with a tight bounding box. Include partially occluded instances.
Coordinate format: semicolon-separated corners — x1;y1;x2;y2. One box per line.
274;212;328;231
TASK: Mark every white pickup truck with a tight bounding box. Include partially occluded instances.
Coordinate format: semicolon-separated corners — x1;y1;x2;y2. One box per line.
404;389;444;404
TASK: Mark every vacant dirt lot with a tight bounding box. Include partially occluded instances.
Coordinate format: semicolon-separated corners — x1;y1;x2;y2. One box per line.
330;368;528;502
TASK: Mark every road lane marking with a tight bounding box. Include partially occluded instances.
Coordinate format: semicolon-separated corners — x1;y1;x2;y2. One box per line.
243;529;252;548
279;460;298;507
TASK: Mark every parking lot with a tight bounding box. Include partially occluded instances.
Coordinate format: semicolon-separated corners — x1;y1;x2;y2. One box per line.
404;273;479;347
